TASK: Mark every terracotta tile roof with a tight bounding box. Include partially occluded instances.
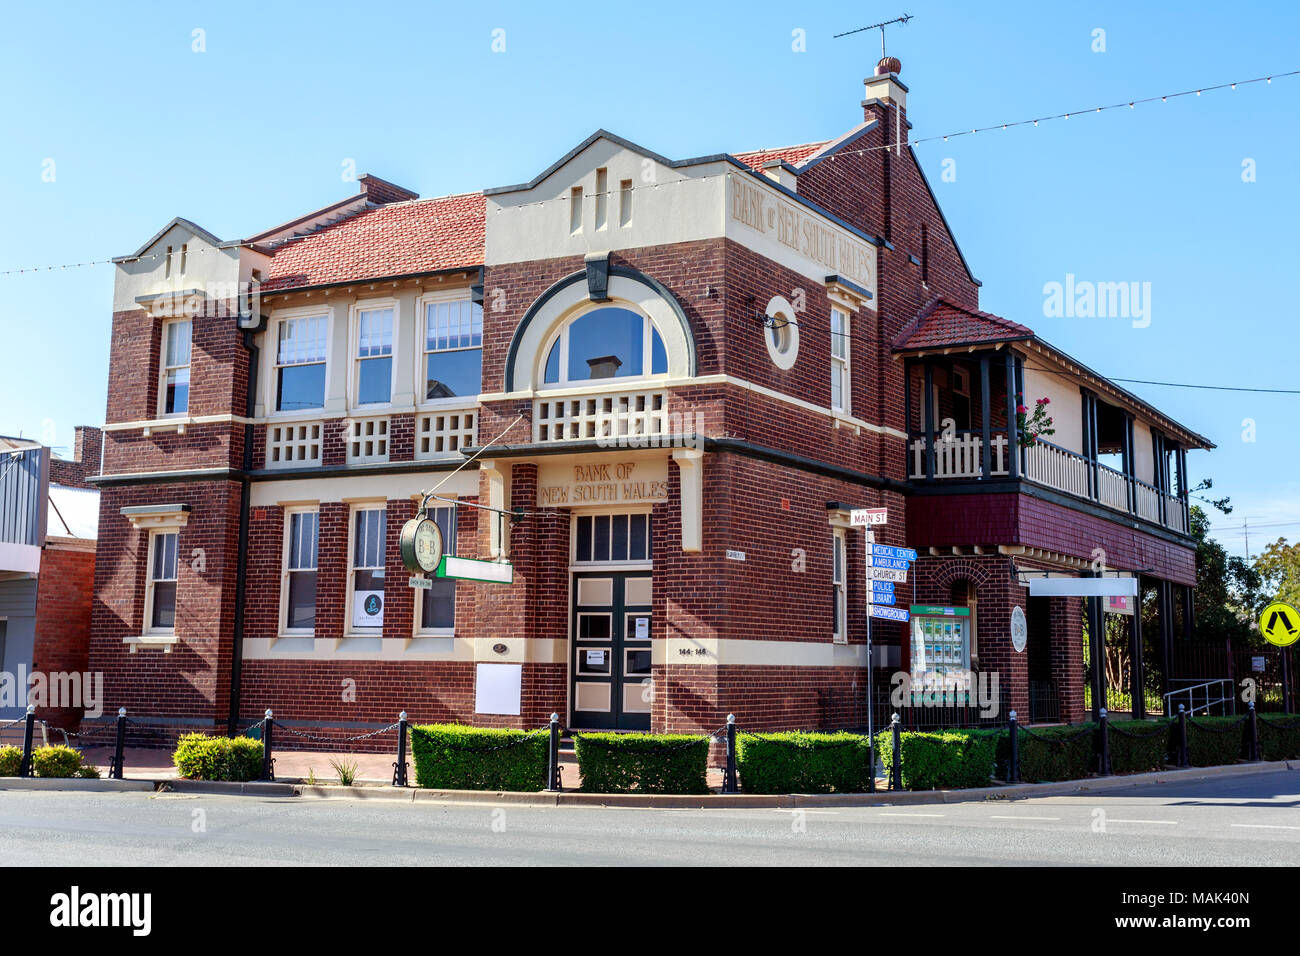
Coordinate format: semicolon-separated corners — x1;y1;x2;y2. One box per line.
893;298;1035;351
262;191;485;292
730;142;829;172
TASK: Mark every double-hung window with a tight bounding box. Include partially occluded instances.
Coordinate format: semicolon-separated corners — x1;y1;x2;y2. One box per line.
147;530;179;633
832;530;847;644
355;307;394;405
161;319;192;415
418;507;457;633
424;299;483;401
350;506;386;631
830;307;849;413
275;316;327;412
283;509;319;632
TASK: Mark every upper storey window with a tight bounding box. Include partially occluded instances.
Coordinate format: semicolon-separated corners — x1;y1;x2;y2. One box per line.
355;306;394;405
275;315;327;412
161;319;192;415
424;299;483;401
542;307;667;387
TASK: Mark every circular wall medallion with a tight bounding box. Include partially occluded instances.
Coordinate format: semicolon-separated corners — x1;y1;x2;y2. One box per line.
1010;605;1028;653
763;295;799;370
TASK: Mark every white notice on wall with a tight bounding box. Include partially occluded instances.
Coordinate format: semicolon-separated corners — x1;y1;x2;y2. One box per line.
586;650;606;667
474;663;522;716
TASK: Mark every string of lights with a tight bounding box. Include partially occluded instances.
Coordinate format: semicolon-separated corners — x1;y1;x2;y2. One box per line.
2;65;1295;278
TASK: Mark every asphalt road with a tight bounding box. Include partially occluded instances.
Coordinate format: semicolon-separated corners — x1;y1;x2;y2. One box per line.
1;770;1298;866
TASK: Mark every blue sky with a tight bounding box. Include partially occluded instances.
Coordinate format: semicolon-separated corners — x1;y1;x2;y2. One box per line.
1;0;1296;557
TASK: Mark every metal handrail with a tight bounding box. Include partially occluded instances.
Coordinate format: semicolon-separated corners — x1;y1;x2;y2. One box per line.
1163;678;1235;717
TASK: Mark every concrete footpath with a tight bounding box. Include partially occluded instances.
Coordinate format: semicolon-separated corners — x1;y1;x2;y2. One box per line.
2;753;1295;809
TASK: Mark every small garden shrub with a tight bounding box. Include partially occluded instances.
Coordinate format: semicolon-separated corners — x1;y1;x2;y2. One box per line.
410;724;547;791
0;745;21;776
1107;719;1173;773
574;733;709;794
1257;714;1300;761
172;733;264;782
737;731;873;794
875;729;1000;790
32;745;85;778
1008;723;1097;782
1184;716;1246;767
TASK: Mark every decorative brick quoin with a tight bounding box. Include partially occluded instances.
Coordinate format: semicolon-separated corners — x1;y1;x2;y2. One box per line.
87;59;1211;744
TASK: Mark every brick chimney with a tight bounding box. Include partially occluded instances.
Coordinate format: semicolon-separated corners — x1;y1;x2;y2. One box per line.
48;425;102;488
862;56;909;242
358;174;419;205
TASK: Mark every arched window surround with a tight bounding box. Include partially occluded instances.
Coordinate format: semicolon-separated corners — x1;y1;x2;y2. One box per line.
504;267;696;393
537;302;668;390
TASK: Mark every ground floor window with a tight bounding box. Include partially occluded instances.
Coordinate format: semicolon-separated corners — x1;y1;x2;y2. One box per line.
418;506;457;632
832;529;847;644
147;530;179;633
350;505;386;631
284;509;319;632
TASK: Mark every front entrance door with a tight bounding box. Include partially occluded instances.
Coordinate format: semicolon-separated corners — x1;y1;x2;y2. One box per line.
570;572;652;730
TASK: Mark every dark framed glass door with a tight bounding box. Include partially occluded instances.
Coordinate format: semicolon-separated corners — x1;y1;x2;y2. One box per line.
570;571;652;730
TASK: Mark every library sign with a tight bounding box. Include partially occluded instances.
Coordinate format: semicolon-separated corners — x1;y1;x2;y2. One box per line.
536;459;669;507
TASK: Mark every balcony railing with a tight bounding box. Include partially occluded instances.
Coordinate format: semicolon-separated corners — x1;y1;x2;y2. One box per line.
534;388;669;443
908;432;1009;479
416;408;476;459
910;433;1191;534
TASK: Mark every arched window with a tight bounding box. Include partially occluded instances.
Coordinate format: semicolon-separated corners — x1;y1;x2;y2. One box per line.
541;306;668;386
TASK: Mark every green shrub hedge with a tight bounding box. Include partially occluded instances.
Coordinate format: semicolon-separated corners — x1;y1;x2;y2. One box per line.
1184;716;1246;767
172;733;264;782
32;745;86;778
736;732;873;794
0;745;21;776
574;733;709;794
875;728;1000;790
1009;724;1097;782
1257;714;1300;760
410;724;547;791
1107;719;1173;774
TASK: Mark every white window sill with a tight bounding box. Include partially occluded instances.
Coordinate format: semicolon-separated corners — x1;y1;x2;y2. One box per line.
124;635;178;653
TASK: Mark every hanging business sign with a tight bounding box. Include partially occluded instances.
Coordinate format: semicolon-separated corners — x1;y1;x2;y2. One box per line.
436;555;514;585
1027;577;1138;598
1011;605;1027;654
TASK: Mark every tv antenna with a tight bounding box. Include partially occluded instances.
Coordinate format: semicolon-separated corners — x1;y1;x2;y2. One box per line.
833;14;913;58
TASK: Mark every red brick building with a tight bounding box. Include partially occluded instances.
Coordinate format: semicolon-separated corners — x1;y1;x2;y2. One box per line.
88;62;1209;740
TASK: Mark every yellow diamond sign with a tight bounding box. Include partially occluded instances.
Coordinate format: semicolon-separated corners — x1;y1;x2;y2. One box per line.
1258;602;1300;647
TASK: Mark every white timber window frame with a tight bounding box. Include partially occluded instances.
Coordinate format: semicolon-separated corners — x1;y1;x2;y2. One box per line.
271;312;330;415
830;306;850;413
418;292;483;407
414;504;458;636
279;506;320;637
832;529;848;645
346;503;387;637
349;299;398;409
159;317;193;417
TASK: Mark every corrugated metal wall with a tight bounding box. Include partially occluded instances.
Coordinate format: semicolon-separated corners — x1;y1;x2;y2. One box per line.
0;445;49;547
